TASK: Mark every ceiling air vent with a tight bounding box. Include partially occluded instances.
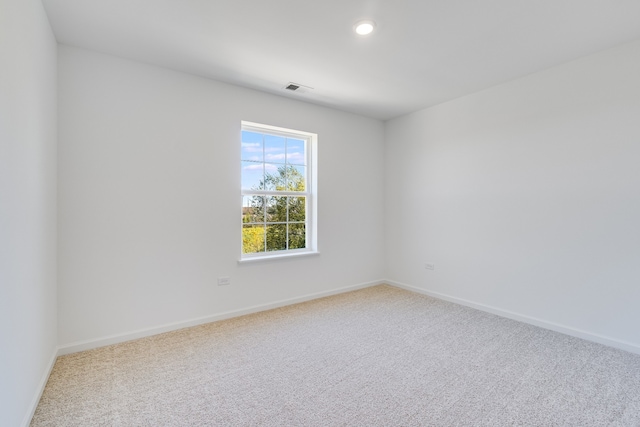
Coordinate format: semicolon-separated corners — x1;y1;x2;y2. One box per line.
283;82;313;94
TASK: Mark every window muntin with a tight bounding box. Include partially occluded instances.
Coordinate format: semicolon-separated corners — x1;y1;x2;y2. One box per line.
241;122;315;258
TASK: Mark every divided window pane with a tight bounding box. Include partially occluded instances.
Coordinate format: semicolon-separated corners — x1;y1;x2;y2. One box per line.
264;135;286;164
266;196;287;223
266;224;287;251
241;161;264;190
242;224;265;254
288;197;305;222
241;131;264;162
288;223;305;249
241;123;313;256
286;138;306;165
242;195;264;223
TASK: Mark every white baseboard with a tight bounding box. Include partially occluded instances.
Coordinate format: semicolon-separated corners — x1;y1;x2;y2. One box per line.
21;346;58;427
24;278;638;427
58;279;385;356
385;279;640;356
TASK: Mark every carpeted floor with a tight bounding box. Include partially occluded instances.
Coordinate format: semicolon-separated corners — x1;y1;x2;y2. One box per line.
31;285;640;426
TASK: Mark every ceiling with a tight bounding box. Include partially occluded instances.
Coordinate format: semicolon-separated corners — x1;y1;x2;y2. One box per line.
42;0;640;120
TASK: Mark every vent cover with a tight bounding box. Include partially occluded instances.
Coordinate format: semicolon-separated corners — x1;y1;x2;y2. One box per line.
283;82;313;94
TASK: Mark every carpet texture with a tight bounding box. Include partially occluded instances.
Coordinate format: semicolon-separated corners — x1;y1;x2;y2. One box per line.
31;285;640;426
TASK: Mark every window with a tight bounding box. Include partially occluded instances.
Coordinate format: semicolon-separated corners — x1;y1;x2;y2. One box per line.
241;121;317;260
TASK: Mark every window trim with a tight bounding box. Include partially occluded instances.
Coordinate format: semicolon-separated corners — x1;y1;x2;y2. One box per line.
240;121;318;261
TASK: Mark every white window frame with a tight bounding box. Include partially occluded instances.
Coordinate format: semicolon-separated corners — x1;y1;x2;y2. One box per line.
239;121;318;262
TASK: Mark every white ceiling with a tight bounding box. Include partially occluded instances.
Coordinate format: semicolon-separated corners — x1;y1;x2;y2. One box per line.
42;0;640;120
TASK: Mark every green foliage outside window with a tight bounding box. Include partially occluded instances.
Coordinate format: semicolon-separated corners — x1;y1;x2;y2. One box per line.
242;165;306;253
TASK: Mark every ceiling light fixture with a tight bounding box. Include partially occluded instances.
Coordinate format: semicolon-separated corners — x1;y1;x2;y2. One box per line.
354;20;376;36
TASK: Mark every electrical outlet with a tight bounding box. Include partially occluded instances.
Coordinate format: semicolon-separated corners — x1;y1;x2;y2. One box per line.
424;263;435;271
217;276;231;286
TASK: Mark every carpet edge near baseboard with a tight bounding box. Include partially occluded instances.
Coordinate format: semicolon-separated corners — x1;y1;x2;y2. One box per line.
386;279;640;356
57;279;386;357
22;345;58;427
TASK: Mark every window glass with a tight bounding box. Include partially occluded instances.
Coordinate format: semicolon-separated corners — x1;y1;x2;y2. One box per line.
241;122;315;258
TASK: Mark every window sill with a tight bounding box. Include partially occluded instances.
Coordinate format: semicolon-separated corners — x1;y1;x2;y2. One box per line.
238;251;320;264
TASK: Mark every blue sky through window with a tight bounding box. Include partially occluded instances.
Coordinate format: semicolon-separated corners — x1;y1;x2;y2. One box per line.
241;130;307;191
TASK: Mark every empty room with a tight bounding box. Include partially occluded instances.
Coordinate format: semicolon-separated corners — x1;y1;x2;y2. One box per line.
3;0;640;425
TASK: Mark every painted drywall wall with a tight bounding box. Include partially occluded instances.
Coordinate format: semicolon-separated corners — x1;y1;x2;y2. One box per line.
385;40;640;350
57;45;385;346
0;0;58;425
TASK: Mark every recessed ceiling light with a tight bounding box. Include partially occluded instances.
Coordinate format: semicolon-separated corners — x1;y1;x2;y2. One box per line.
354;20;376;36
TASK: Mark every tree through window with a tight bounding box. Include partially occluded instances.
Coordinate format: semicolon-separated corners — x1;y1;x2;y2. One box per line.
241;122;316;258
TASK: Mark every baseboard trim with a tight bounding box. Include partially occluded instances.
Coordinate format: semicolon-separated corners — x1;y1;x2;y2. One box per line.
21;346;58;427
25;278;638;426
58;279;385;356
385;279;640;356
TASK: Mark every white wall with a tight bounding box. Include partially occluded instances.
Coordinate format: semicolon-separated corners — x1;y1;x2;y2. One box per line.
57;46;385;347
0;0;58;425
385;40;640;351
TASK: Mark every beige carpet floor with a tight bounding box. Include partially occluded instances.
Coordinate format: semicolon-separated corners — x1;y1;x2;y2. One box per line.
31;285;640;426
